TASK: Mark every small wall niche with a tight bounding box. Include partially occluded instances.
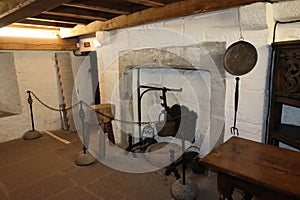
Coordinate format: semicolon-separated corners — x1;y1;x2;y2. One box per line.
0;52;22;117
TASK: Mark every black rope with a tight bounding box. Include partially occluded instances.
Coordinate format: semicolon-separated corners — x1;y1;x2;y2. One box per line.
28;90;79;111
28;90;162;125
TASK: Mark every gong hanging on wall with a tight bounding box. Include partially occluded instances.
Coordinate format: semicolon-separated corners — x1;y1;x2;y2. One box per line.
223;8;258;136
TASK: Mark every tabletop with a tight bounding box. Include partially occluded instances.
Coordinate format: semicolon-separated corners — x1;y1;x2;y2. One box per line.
200;136;300;198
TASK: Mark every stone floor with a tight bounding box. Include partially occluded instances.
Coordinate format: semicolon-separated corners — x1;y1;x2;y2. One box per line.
0;130;243;200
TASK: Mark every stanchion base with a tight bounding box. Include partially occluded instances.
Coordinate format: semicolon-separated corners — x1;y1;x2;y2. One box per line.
75;151;96;166
171;178;198;200
23;130;42;140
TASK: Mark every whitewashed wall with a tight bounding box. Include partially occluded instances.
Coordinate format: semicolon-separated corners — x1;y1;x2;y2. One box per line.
0;1;298;146
0;52;61;142
0;53;21;117
96;2;276;148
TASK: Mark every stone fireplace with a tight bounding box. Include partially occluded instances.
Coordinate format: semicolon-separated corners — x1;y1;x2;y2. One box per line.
114;42;226;156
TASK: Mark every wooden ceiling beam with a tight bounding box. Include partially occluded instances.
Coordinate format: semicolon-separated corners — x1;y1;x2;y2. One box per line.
0;36;78;51
43;11;107;21
0;0;73;28
43;5;118;21
32;14;92;24
62;0;276;38
16;19;75;28
8;24;61;30
120;0;165;7
63;1;131;15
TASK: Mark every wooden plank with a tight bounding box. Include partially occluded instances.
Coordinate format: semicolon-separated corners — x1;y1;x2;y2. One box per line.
16;19;75;28
271;124;300;150
63;1;132;15
0;36;78;51
31;14;92;24
0;0;73;28
8;24;61;30
43;5;118;21
43;11;107;21
43;130;71;144
70;0;149;12
0;0;33;18
122;0;165;7
62;0;276;38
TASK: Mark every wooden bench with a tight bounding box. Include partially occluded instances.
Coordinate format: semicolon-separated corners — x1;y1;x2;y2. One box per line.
200;136;300;200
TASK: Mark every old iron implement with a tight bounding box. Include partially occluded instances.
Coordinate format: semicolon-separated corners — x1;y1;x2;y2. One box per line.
224;40;258;136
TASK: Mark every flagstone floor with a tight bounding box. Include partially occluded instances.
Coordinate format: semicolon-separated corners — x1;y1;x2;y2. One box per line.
0;130;243;200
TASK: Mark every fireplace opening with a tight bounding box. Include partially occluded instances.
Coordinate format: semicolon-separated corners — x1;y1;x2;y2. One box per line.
120;66;211;153
81;44;225;172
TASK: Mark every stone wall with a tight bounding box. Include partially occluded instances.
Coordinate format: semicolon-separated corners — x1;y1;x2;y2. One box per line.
0;52;21;117
0;51;82;142
0;0;299;148
116;44;225;155
0;51;60;142
96;2;274;151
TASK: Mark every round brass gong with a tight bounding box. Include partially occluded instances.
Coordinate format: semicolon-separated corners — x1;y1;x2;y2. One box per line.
224;40;258;76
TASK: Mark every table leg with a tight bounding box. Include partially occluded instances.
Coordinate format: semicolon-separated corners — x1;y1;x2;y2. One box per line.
217;172;234;200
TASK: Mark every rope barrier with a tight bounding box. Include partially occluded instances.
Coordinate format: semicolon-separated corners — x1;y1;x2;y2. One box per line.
29;91;79;112
27;90;164;126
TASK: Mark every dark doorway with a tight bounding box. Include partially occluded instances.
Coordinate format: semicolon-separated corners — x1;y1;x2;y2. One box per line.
89;51;100;105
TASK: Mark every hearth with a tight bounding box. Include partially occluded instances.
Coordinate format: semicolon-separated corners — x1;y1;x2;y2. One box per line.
117;43;226;156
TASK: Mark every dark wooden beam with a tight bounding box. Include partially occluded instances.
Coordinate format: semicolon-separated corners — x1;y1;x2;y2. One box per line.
0;0;28;16
120;0;165;7
17;19;75;28
32;14;92;24
106;0;150;12
63;0;277;38
0;0;73;28
63;1;132;15
43;5;118;21
0;36;78;51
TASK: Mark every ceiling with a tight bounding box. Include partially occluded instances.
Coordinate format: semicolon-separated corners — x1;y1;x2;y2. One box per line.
0;0;183;29
0;0;277;38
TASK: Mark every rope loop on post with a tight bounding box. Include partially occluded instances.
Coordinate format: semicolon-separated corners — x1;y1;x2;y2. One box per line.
26;90;163;126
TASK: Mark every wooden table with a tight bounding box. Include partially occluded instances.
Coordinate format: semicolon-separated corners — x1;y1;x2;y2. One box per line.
200;136;300;200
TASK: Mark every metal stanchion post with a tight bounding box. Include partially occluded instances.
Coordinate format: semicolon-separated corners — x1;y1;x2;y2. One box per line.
59;104;69;131
23;91;42;140
171;140;199;200
75;101;96;166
